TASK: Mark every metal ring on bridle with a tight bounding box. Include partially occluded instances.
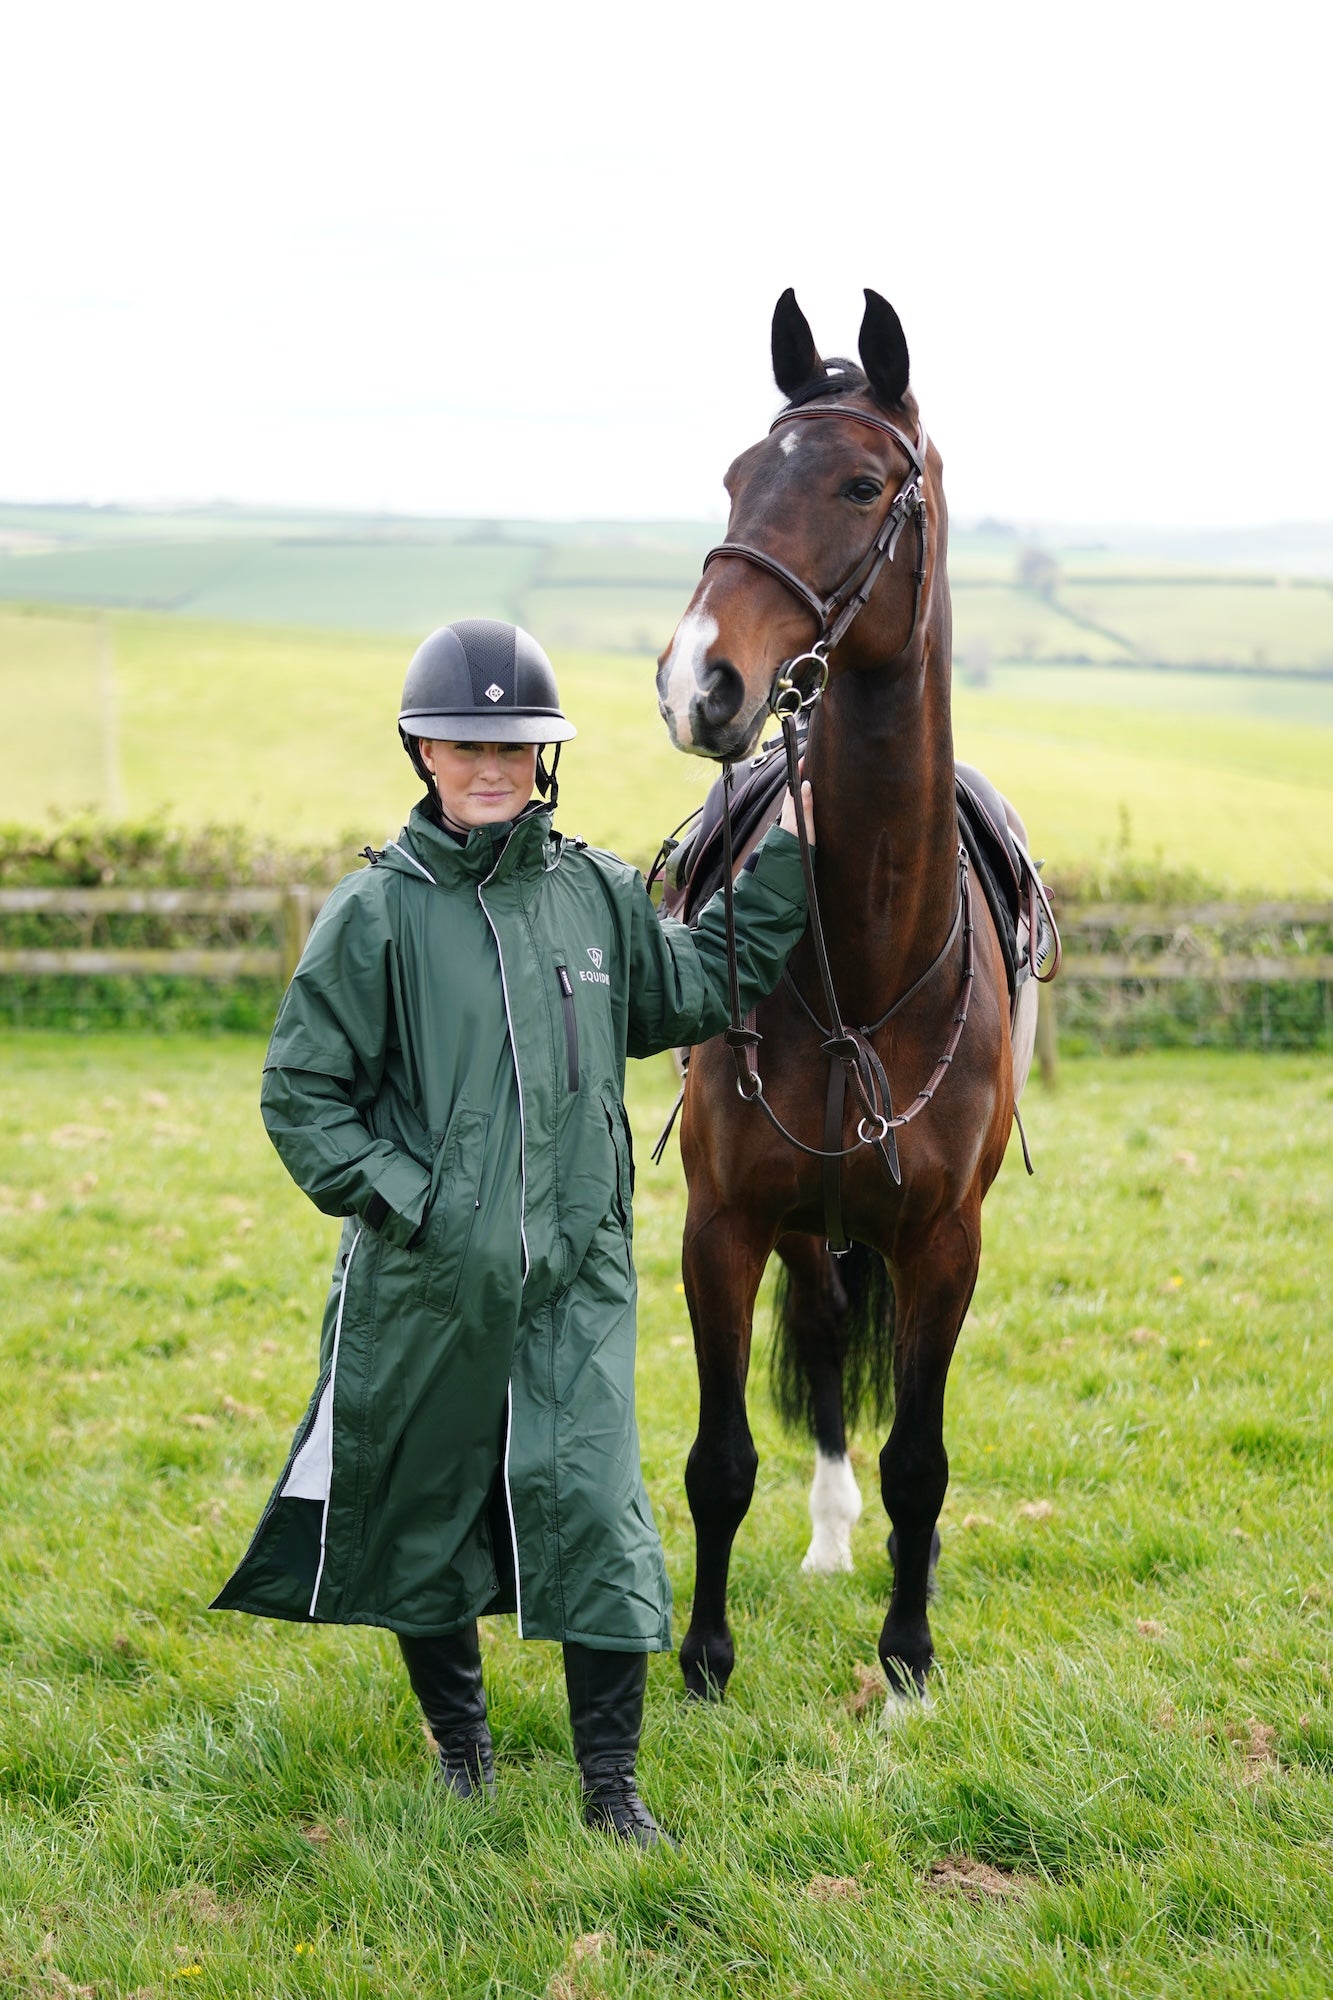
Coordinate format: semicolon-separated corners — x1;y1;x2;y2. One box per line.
770;650;829;718
857;1113;890;1144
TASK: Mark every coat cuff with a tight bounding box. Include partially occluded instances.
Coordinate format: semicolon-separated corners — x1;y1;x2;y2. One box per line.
748;826;809;910
363;1154;431;1247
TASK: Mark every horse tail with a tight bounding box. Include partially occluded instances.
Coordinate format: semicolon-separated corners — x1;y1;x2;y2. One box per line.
769;1242;896;1438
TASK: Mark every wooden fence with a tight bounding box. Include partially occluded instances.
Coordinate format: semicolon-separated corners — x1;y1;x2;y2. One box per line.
1;890;1329;1074
0;886;329;986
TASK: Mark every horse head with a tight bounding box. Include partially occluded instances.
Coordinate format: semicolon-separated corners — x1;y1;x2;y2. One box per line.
657;288;939;761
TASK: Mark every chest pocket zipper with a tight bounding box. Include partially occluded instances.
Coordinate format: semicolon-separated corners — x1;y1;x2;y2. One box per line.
555;960;579;1094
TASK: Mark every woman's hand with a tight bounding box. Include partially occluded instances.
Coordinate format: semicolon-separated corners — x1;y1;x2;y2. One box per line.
779;778;815;844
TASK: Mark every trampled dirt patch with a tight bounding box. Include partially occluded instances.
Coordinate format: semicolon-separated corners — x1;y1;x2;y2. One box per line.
547;1932;610;1999
925;1855;1029;1902
806;1875;862;1901
845;1663;885;1717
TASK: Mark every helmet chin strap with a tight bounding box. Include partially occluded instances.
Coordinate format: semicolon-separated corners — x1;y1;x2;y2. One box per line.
535;742;561;808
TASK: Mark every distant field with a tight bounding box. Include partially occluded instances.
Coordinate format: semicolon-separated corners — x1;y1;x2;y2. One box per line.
4;501;1332;666
3;604;1332;888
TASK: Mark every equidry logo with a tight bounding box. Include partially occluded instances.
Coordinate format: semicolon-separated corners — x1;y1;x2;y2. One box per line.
580;945;610;987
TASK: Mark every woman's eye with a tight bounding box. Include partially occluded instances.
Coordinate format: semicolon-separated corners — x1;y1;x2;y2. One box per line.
843;478;883;505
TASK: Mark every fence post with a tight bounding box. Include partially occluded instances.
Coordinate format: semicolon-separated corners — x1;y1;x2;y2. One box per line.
281;886;313;987
1036;982;1058;1088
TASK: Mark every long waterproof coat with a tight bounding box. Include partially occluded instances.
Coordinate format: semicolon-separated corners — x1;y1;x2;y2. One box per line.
213;802;808;1650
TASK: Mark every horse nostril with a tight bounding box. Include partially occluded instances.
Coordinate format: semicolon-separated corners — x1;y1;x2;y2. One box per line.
696;657;745;728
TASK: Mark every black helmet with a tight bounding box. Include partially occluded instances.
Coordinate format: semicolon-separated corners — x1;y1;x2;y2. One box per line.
399;619;576;748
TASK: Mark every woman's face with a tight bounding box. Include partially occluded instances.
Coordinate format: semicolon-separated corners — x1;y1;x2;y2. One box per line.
418;739;540;829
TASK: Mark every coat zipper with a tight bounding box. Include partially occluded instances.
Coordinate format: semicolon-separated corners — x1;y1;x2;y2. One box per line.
308;1224;362;1619
554;960;579;1093
478;874;527;1634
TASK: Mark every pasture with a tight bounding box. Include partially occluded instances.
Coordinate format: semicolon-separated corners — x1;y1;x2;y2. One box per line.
2;1035;1330;1997
4;605;1333;891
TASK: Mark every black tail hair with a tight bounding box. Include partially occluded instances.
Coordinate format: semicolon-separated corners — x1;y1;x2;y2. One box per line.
769;1241;896;1437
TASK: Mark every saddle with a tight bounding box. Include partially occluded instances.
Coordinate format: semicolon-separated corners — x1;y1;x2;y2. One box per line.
652;736;1059;1014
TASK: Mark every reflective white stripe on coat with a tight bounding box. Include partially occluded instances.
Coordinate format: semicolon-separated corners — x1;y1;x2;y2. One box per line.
302;1224;362;1618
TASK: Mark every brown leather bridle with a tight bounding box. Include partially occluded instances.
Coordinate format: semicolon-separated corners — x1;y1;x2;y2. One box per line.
703;401;931;716
699;400;978;1239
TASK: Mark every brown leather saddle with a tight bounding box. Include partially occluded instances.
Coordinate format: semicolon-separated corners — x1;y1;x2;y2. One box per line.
652;733;1058;1009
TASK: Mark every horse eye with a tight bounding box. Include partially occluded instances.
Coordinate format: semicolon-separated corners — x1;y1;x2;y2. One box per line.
843;478;883;505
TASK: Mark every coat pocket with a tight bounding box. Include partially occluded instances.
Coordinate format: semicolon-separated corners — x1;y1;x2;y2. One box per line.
600;1092;634;1236
420;1108;489;1314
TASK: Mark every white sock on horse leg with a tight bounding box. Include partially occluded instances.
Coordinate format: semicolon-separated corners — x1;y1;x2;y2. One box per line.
801;1450;862;1574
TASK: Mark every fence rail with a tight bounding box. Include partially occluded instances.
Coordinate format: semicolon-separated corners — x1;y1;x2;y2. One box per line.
1;889;1329;996
0;885;329;984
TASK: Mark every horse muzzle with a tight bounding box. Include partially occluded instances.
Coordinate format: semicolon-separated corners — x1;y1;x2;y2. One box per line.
657;620;769;761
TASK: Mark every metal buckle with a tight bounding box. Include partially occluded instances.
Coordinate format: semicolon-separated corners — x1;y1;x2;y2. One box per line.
770;645;829;717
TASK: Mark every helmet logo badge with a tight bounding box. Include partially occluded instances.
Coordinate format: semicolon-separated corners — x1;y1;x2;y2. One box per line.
587;948;603;969
485;682;505;703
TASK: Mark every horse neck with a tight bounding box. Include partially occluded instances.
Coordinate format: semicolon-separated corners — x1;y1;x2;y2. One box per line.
802;640;959;1022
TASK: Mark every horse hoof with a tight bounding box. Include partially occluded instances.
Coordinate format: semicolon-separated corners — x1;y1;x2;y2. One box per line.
801;1539;855;1576
680;1642;731;1703
881;1684;933;1731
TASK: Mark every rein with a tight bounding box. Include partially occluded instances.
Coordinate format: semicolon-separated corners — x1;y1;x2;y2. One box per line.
716;697;976;1224
704;400;974;1248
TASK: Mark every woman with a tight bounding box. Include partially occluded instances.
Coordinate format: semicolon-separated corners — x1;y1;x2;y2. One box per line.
213;618;813;1848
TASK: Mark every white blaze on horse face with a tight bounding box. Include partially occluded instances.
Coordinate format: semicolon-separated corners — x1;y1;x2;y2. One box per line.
659;595;719;751
779;431;801;457
801;1450;862;1574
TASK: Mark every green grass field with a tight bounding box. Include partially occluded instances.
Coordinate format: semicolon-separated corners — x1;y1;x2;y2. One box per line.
1;1039;1330;1996
4;604;1333;890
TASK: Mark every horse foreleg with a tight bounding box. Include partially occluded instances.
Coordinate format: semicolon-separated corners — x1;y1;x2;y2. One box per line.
679;1205;772;1700
877;1208;981;1717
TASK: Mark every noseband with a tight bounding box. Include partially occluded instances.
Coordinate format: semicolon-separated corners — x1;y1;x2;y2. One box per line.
702;402;930;714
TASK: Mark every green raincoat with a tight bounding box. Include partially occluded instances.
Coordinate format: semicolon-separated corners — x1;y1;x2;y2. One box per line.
213;801;808;1650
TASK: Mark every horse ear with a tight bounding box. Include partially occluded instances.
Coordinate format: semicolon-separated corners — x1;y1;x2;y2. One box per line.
858;289;911;407
772;288;823;399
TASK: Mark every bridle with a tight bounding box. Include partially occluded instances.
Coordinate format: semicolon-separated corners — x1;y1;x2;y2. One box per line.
703;400;931;718
698;399;977;1244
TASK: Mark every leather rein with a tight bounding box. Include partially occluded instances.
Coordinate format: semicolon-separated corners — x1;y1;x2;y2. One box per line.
705;400;976;1243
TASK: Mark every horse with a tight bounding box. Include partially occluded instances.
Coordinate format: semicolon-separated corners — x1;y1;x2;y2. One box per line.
654;287;1054;1718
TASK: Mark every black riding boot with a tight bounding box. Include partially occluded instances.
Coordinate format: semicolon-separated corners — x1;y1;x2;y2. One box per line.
563;1642;672;1849
399;1624;495;1801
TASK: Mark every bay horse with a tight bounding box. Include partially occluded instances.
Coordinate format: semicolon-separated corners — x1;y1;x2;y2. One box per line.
655;288;1049;1717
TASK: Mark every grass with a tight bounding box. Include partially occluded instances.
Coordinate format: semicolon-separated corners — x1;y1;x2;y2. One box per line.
1;1038;1331;1996
5;604;1333;890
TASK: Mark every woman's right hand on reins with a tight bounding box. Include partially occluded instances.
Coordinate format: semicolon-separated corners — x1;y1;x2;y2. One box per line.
780;778;815;844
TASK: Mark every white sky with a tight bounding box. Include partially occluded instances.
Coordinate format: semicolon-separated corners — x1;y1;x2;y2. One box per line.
3;0;1330;528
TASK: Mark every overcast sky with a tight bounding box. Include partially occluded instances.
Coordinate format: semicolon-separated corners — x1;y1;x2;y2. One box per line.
3;0;1329;528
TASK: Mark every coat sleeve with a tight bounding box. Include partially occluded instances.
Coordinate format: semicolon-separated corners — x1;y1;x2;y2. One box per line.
258;879;431;1247
626;825;808;1059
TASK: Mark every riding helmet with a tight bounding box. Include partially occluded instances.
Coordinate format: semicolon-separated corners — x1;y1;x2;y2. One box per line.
399;619;576;754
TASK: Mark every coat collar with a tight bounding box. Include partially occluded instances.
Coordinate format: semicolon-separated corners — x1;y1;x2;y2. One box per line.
383;801;558;888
